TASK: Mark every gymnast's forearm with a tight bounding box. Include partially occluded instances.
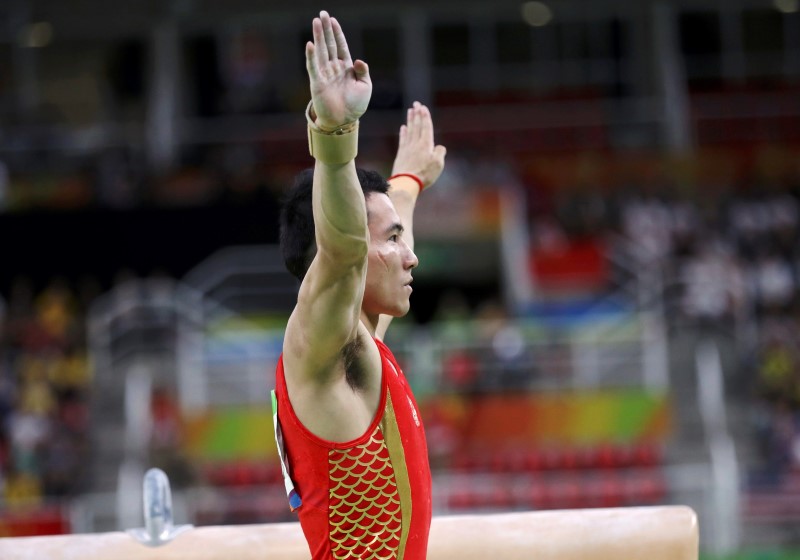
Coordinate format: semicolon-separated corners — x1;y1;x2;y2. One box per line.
304;11;372;262
312;160;369;263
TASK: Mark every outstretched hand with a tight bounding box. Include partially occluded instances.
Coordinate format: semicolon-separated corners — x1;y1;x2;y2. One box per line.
391;102;447;189
306;11;372;131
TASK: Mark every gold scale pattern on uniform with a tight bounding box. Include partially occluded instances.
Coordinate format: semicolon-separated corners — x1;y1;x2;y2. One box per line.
328;426;402;559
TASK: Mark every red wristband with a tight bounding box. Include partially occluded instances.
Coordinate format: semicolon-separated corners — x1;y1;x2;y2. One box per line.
388;173;425;193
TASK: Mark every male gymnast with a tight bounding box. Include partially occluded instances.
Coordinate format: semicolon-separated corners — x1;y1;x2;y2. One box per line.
272;10;446;560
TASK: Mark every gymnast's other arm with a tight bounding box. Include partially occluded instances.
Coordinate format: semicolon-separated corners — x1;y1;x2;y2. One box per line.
375;102;447;340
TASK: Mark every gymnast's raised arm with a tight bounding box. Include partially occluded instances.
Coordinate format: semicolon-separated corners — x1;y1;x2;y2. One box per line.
281;11;380;441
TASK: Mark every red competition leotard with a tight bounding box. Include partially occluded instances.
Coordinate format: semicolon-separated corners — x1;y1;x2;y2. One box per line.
272;338;431;560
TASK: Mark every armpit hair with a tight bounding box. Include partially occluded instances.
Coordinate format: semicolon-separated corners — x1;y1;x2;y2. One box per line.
342;337;366;390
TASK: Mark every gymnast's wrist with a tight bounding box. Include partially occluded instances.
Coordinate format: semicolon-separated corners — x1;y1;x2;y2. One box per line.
389;173;425;194
306;101;358;134
306;101;359;164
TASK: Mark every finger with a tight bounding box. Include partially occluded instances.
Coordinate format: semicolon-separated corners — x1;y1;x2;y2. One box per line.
312;17;328;66
398;124;407;146
410;103;423;141
305;41;318;80
320;11;338;62
434;144;447;164
331;17;352;65
418;104;434;142
353;59;370;83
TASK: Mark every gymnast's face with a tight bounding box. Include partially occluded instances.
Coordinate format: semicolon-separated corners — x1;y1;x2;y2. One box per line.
362;193;418;318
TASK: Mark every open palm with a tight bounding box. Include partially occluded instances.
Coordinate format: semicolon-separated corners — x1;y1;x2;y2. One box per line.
306;12;372;131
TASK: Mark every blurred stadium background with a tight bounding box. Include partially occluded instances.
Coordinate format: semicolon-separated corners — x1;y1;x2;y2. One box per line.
1;0;800;557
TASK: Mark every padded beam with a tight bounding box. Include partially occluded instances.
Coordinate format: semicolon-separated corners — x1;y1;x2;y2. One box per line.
0;506;698;560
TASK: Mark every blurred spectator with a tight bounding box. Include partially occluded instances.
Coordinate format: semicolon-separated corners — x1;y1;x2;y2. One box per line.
8;408;50;479
729;191;772;260
620;194;673;262
748;249;796;316
767;192;799;260
761;399;800;476
0;278;92;508
43;426;83;497
31;279;78;350
475;300;531;391
757;336;796;404
678;237;744;326
531;216;569;254
667;196;701;258
556;181;609;239
4;469;43;507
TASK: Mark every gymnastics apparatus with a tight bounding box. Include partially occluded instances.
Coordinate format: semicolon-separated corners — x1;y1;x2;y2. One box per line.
0;506;698;559
0;467;699;558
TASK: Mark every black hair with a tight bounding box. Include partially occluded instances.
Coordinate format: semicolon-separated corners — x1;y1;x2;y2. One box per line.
279;168;390;280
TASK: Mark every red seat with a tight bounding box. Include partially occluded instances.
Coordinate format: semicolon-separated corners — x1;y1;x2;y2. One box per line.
598;475;625;507
633;443;662;467
523;480;549;510
550;478;582;509
626;472;667;504
524;449;544;472
489;484;515;509
448;487;476;511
